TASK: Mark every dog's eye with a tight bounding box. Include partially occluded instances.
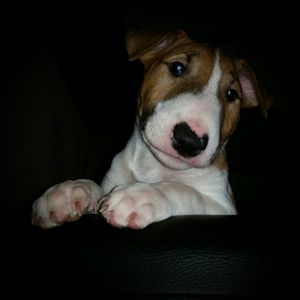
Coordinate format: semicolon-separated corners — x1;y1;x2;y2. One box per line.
226;88;239;102
169;61;186;77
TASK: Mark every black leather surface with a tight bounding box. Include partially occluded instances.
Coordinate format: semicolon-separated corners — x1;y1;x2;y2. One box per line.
5;215;285;298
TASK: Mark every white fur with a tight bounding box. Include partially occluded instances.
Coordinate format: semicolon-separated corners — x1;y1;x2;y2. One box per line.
31;50;237;230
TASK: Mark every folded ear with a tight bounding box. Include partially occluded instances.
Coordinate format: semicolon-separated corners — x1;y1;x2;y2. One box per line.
126;30;190;65
235;59;272;117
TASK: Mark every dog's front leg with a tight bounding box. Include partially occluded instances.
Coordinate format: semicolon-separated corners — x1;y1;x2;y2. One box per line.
99;181;206;229
31;179;102;228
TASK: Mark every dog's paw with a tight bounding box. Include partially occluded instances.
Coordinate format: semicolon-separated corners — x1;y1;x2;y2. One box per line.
99;183;173;229
31;180;94;229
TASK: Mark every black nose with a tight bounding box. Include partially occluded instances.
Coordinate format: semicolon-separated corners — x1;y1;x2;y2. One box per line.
172;122;209;158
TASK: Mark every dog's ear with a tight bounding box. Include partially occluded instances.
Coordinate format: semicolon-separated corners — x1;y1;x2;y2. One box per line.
126;30;189;64
235;59;272;117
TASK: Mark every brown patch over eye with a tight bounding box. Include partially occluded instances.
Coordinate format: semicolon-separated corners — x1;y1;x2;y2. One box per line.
218;56;242;145
138;45;216;118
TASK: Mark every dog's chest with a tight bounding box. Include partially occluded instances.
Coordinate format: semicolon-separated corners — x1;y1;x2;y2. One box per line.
131;149;225;193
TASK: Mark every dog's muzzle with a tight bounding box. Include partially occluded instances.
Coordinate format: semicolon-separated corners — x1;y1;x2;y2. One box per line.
171;122;208;158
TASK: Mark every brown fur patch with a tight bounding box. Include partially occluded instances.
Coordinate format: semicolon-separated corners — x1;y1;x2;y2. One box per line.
212;149;228;170
218;53;242;146
138;43;216;118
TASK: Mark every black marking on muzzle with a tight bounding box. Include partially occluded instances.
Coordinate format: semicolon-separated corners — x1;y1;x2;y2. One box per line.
172;122;209;158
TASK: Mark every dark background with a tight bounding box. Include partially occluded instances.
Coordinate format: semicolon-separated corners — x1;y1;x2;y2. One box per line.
1;1;296;297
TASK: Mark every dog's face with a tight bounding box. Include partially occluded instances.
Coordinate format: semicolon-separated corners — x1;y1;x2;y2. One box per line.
127;31;270;170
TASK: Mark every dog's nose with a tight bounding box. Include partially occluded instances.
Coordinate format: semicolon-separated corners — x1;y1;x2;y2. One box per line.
172;122;209;158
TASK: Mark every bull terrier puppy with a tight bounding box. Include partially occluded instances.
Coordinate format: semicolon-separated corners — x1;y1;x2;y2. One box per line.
32;30;269;229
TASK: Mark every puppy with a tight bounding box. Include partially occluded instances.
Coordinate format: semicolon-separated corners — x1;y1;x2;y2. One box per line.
31;30;269;229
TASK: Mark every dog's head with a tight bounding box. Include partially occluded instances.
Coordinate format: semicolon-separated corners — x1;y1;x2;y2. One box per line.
126;30;271;170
